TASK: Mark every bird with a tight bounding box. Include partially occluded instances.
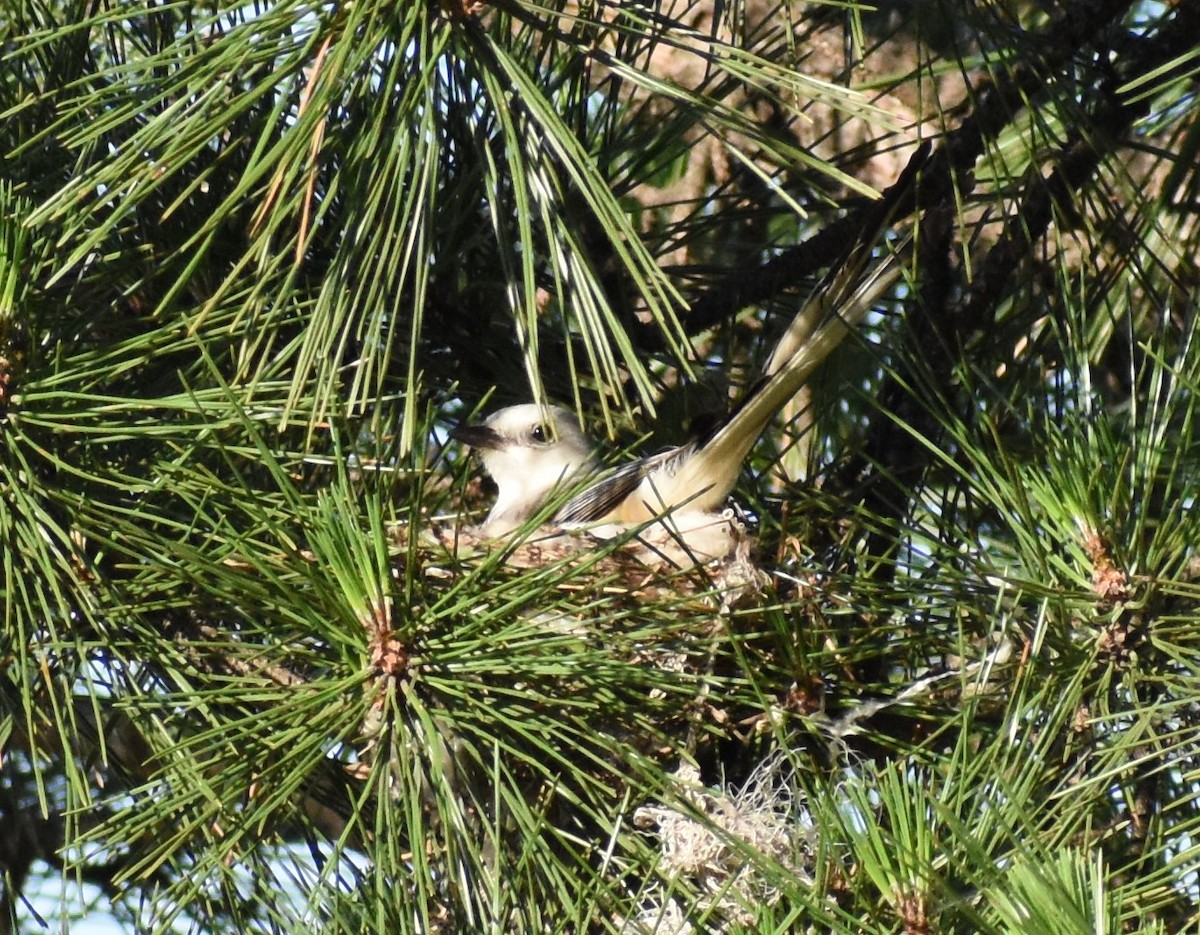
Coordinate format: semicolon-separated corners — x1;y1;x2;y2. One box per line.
451;146;925;565
451;244;905;566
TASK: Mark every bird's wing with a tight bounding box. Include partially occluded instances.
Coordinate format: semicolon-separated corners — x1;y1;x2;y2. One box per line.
553;447;687;524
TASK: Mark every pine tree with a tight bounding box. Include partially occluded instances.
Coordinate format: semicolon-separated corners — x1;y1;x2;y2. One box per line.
2;0;1199;931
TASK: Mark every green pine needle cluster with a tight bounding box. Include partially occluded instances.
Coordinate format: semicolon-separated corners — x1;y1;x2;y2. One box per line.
2;0;1199;932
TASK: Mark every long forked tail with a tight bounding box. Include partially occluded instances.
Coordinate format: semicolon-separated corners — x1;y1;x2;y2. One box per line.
629;144;927;520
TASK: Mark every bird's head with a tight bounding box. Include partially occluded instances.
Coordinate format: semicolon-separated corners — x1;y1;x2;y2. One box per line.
452;404;596;534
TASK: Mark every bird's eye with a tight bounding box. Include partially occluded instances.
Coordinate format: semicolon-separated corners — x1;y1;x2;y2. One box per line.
531;424;548;443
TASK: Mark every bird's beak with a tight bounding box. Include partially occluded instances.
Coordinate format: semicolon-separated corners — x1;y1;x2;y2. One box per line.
450;422;503;450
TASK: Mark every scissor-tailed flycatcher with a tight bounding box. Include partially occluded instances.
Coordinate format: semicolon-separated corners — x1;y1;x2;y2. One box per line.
452;145;926;563
451;240;905;563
